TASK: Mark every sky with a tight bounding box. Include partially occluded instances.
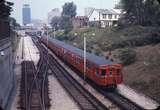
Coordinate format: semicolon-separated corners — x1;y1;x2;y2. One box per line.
8;0;119;24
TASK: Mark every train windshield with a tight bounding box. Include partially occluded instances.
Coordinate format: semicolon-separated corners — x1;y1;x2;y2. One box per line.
101;69;106;76
109;68;112;76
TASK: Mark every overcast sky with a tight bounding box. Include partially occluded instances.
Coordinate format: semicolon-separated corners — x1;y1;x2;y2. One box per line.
8;0;119;24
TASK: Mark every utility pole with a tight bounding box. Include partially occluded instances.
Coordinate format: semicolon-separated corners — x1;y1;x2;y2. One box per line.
99;11;101;28
83;33;86;85
53;27;55;39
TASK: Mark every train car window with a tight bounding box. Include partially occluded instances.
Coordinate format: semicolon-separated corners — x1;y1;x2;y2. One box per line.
95;68;99;75
101;69;106;76
76;57;81;65
64;49;67;54
86;62;90;69
71;54;74;58
109;68;112;76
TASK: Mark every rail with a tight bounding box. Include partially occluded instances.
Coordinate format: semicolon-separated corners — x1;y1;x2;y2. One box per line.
0;38;10;47
33;37;108;110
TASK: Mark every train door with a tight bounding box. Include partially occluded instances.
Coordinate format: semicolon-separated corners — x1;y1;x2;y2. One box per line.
86;61;92;78
71;54;75;64
75;56;83;72
99;66;107;85
115;67;123;84
93;66;100;84
106;66;117;86
63;49;67;60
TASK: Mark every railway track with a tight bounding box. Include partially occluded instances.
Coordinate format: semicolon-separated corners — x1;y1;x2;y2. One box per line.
99;90;143;110
19;37;50;110
51;57;143;110
48;55;108;110
33;36;143;110
66;62;144;110
33;37;108;110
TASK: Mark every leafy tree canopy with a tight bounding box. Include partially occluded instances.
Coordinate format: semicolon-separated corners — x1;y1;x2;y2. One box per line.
119;0;160;26
0;0;13;19
50;16;61;30
62;2;77;18
60;15;73;34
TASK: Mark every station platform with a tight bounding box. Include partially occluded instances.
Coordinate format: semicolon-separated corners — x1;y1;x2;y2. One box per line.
117;84;159;110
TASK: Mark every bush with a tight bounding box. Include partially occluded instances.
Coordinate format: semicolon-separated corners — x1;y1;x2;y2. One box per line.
118;48;136;65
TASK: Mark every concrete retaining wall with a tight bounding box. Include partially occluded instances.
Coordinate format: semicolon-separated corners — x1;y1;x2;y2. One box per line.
0;39;15;109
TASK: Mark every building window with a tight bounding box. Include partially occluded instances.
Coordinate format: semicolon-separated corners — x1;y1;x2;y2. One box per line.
115;15;117;19
108;14;112;19
114;15;118;19
102;14;107;19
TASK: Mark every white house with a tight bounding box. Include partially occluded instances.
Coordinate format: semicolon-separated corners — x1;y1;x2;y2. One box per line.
85;8;122;27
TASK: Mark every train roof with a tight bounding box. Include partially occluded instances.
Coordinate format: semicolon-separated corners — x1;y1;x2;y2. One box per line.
48;37;115;65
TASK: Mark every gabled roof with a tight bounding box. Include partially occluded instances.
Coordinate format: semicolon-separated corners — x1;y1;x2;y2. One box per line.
86;8;121;18
95;9;119;15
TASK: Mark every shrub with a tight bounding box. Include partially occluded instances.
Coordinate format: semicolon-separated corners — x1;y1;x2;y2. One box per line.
118;48;136;65
93;48;102;56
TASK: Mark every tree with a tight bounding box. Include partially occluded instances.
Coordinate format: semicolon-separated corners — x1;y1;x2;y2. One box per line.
119;0;160;26
60;15;73;34
50;16;61;30
0;0;13;19
62;2;77;18
120;0;144;25
144;0;160;26
9;17;20;29
61;2;77;34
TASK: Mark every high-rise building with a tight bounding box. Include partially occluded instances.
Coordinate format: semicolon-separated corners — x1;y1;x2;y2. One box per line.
48;8;61;24
22;4;31;25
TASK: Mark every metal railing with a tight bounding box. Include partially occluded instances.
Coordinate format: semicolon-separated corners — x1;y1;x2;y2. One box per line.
0;38;10;47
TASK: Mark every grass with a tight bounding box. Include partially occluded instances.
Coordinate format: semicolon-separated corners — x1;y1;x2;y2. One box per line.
49;26;160;103
122;44;160;103
49;25;160;64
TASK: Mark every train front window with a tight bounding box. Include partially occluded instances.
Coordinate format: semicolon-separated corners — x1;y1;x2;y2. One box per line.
101;69;106;76
86;62;90;69
109;68;112;76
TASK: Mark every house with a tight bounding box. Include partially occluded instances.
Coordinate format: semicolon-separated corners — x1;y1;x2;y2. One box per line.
85;7;122;28
72;16;89;29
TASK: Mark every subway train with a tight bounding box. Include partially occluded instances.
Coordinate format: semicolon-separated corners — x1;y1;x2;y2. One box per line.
41;36;123;89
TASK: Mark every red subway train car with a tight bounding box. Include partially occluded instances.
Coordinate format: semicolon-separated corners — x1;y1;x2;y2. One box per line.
41;37;123;89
